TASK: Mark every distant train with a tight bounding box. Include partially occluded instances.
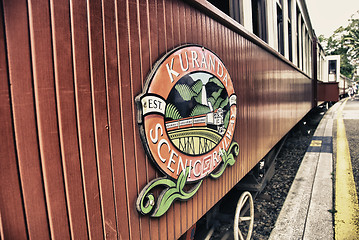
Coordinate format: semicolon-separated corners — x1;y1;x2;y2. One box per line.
0;0;347;239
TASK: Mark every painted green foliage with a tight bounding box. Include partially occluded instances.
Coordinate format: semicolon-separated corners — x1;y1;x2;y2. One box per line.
165;74;230;121
165;103;182;120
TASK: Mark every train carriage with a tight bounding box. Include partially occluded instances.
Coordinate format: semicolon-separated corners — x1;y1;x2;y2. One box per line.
0;0;320;239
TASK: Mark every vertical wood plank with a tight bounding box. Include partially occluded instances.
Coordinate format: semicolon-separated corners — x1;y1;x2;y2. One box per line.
116;0;142;239
29;0;72;236
103;0;131;238
239;35;244;180
234;31;239;184
2;0;51;238
157;0;166;54
234;33;240;184
102;1;129;239
172;0;179;46
165;0;173;49
87;0;118;238
0;2;27;238
49;0;88;238
70;0;104;238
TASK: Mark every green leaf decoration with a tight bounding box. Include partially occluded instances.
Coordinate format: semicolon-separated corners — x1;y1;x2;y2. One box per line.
223;111;230;128
210;141;239;179
192;80;203;94
219;96;229;109
207;96;216;106
211;88;223;102
136;177;176;215
190;104;211;117
165;103;182;120
136;167;203;217
175;84;196;101
208;76;224;89
213;96;224;110
193;92;203;104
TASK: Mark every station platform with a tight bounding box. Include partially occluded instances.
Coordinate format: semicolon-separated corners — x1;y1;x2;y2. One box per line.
269;96;359;239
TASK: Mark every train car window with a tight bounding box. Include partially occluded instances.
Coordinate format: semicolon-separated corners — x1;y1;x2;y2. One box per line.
287;0;291;19
207;0;241;24
207;0;230;16
305;29;309;74
230;0;241;23
328;60;337;81
288;23;293;61
299;21;305;71
252;0;267;42
309;37;312;75
317;54;322;80
277;3;284;55
288;0;293;61
296;5;300;68
303;28;307;72
308;37;312;76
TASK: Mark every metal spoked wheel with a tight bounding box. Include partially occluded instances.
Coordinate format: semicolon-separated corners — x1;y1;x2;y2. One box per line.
233;191;254;240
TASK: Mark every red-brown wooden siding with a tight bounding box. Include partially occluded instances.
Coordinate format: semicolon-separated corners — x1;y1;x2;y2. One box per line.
0;0;312;239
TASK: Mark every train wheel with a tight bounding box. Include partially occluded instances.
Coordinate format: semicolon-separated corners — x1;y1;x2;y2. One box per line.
233;191;254;240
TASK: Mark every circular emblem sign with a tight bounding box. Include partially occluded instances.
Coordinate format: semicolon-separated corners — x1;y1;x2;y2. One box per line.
136;45;237;183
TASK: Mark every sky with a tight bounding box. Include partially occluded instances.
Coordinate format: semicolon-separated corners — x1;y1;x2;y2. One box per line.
306;0;359;38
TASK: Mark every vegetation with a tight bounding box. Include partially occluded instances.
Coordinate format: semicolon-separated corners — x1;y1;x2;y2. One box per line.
165;75;230;120
319;10;359;81
165;103;182;120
